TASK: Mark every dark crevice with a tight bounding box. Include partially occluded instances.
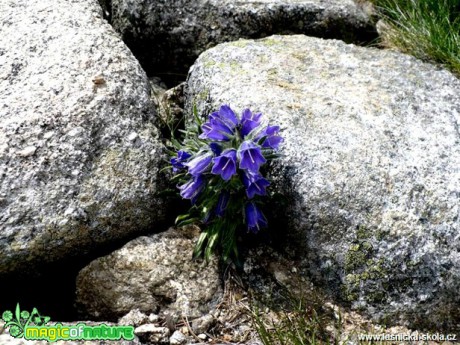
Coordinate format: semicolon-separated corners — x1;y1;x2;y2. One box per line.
97;0;112;22
0;201;178;322
1;245;119;322
114;4;378;88
130;24;378;88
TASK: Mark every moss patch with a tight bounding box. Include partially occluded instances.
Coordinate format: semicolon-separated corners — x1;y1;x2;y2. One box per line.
342;225;391;303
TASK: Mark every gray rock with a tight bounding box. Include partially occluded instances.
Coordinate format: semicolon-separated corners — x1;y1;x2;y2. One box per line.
185;35;460;329
191;314;215;334
242;246;314;309
0;0;166;275
149;76;168;100
76;226;222;320
169;330;187;345
197;334;207;340
148;314;160;323
134;324;170;344
110;0;376;75
118;309;149;327
152;81;186;134
159;82;186;133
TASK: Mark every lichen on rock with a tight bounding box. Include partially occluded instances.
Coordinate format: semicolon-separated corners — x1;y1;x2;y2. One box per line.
185;34;460;330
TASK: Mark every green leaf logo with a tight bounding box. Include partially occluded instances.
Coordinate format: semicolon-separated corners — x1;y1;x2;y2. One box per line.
1;310;13;322
1;304;50;338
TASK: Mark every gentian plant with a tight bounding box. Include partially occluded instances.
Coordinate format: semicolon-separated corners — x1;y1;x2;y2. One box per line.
169;104;283;261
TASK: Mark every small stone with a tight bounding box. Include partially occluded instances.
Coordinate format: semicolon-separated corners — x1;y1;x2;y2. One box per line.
135;324;170;343
128;132;138;141
238;324;251;334
273;270;288;284
169;330;187;344
191;314;215;334
118;309;149;326
223;334;233;341
17;146;37;157
134;324;168;335
149;313;160;323
197;333;207;340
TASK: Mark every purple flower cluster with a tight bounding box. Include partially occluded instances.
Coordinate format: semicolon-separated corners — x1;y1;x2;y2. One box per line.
171;105;283;233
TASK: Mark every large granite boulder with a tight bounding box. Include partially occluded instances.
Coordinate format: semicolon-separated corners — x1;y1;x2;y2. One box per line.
185;35;460;330
75;226;222;320
109;0;376;78
0;0;166;275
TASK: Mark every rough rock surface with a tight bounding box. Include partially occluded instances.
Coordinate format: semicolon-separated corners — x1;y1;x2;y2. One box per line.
109;0;376;77
134;324;170;344
185;35;460;330
0;0;166;276
76;226;222;320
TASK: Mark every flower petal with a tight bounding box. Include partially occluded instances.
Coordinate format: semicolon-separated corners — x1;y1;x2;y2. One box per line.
171;150;192;172
209;142;222;156
215;191;230;217
178;175;205;200
219;104;239;126
241;109;263;137
185;153;213;176
257;125;283;150
244;202;267;233
238;141;266;172
199;105;241;141
211;149;237;181
243;171;270;199
262;135;284;149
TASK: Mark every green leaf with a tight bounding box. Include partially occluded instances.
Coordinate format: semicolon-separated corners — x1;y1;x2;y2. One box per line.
155;189;178;197
175;213;190;222
4;321;20;328
15;304;20;324
165;148;179;156
207;232;219;252
159;166;172;174
177;218;199;227
175;213;190;224
193;231;208;259
204;227;219;261
193;103;203;126
170;172;187;181
221;222;237;262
